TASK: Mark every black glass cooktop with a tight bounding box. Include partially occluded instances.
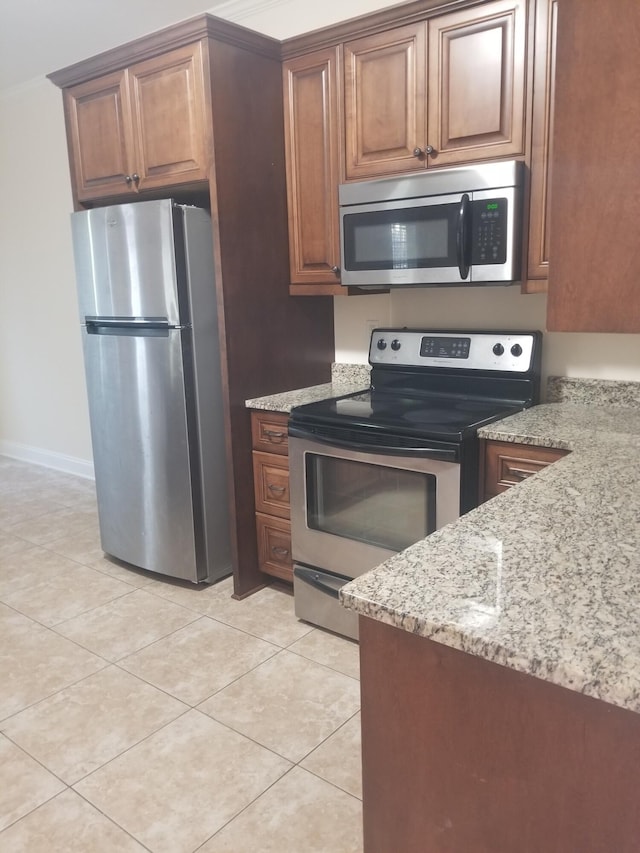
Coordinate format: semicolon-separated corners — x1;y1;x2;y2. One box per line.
290;389;523;442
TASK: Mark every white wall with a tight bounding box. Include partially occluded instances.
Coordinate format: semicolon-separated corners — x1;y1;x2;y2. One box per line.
1;0;639;474
0;79;93;474
333;289;640;388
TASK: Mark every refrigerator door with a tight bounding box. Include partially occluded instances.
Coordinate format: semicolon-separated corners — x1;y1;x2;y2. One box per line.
83;322;200;581
71;200;183;325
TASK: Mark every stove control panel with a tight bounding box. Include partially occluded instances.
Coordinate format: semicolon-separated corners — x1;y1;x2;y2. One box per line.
369;330;539;372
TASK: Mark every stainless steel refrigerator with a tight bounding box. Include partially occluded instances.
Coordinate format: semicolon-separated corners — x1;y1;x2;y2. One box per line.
71;199;230;584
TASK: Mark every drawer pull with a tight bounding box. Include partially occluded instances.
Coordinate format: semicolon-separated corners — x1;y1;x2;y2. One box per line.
271;545;290;557
267;484;287;494
263;429;286;441
508;466;536;480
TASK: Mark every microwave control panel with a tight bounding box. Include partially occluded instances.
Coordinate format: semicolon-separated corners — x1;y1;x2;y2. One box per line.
470;198;508;266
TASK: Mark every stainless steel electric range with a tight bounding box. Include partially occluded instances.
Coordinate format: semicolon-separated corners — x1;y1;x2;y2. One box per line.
288;329;542;640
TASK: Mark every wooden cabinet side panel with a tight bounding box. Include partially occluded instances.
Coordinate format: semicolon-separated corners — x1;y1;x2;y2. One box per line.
547;0;640;332
344;24;427;179
526;0;558;282
427;0;527;166
129;42;210;189
65;71;134;200
283;48;342;286
360;617;640;853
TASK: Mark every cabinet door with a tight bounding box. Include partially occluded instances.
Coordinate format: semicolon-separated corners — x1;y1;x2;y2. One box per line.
344;24;427;179
283;48;343;292
256;513;293;582
65;71;135;201
427;0;527;167
483;440;568;500
128;43;209;191
547;0;640;332
253;451;290;519
526;0;558;286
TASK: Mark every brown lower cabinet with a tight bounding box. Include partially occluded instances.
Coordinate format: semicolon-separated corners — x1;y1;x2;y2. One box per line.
251;410;293;583
482;438;569;501
359;616;640;853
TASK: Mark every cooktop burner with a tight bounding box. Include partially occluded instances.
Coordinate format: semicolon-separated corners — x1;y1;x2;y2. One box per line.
291;389;522;441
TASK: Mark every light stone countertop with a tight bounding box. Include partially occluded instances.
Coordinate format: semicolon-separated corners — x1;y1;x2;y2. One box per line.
245;363;370;413
340;400;640;714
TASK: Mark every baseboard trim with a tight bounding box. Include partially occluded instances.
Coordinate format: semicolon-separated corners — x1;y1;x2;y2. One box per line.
0;441;94;479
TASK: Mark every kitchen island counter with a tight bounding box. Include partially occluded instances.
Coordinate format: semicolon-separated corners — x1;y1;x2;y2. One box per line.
344;395;640;853
342;400;640;713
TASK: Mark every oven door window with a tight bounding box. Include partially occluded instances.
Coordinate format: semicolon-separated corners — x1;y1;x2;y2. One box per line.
305;453;436;552
342;202;459;271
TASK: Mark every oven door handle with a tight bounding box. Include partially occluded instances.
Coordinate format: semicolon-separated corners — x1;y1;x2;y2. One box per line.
288;425;458;461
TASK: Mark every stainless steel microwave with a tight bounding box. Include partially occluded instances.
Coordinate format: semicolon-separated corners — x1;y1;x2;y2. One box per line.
339;160;524;288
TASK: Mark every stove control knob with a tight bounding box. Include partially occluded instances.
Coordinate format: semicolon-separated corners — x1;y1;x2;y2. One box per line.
511;343;523;357
377;338;387;350
391;339;401;351
492;343;505;356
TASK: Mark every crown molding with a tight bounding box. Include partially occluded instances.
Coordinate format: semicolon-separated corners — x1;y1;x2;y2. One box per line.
209;0;292;23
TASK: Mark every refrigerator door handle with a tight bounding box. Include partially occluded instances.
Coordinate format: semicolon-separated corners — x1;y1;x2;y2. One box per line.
84;317;193;337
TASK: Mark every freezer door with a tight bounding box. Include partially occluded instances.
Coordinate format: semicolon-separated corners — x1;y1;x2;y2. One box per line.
71;199;183;325
83;323;201;581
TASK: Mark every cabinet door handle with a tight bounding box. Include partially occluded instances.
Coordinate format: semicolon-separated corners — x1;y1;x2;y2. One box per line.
125;175;133;184
331;265;340;277
508;466;536;481
412;147;424;157
267;484;286;494
263;429;286;440
271;546;290;557
413;145;434;158
132;173;140;184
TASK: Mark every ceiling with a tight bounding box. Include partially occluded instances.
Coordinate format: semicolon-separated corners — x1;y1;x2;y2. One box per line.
0;0;256;92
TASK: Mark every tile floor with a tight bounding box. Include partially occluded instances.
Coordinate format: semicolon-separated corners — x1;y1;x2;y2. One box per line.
0;456;363;852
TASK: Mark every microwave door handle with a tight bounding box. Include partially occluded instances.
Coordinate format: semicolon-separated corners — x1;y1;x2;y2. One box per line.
456;193;471;280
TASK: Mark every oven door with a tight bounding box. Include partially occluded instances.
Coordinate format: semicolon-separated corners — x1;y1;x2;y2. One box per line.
289;433;461;580
289;432;461;639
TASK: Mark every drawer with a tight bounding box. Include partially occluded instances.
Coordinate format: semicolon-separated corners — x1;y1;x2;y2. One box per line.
484;440;569;498
256;513;293;583
251;410;289;455
253;451;290;519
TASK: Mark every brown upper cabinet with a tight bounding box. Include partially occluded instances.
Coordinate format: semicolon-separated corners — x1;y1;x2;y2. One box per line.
525;0;558;288
282;0;538;294
344;0;528;180
283;48;344;294
546;0;640;332
64;43;210;202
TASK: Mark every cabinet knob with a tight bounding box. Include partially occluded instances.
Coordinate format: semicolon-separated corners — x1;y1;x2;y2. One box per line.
132;173;140;184
331;265;340;277
425;144;435;155
125;175;133;184
412;147;424;157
